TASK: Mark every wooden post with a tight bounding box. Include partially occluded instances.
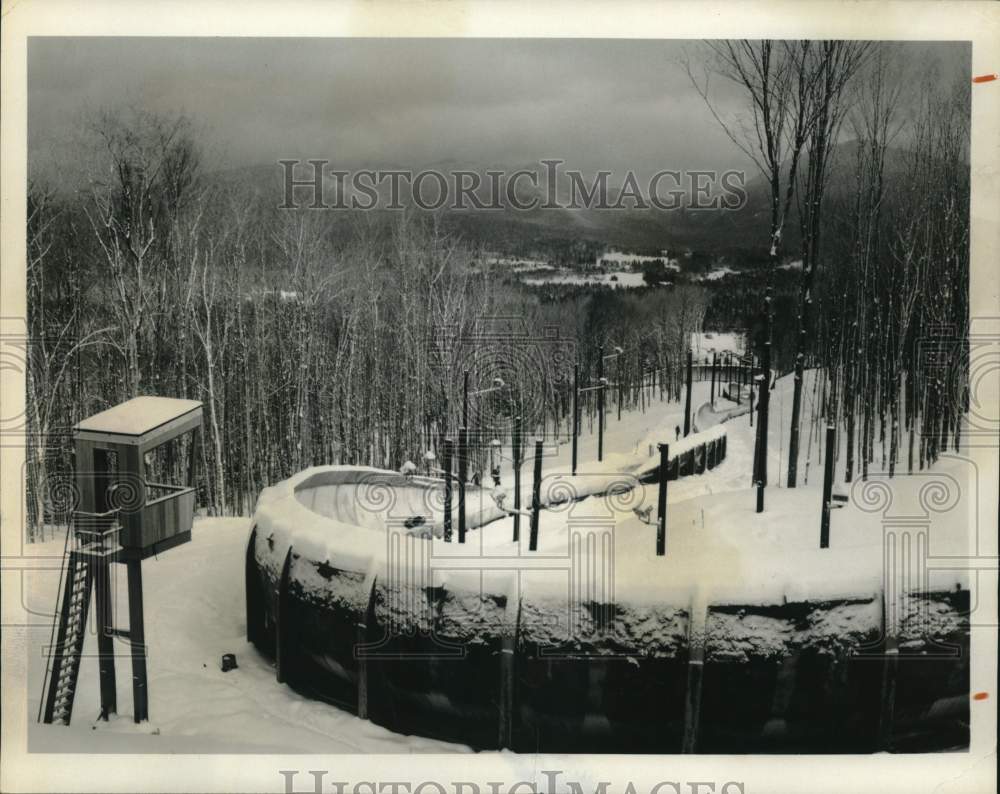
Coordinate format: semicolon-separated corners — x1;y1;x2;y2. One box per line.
276;548;293;685
640;362;646;413
617;363;623;421
512;415;522;542
682;603;706;753
95;557;117;718
357;578;377;720
497;592;518;750
355;620;368;719
878;587;899;752
245;527;261;645
820;424;835;548
684;350;693;437
187;426;200;499
656;443;669;556
682;645;705;753
571;363;579;476
463;370;470;428
90;446;118;719
126;560;149;723
529;439;543;551
443;438;453;542
458;428;468;544
597;345;605;462
710;352;717;406
756;289;772;514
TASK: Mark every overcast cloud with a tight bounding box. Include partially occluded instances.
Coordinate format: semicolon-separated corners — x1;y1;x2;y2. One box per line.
28;38;968;180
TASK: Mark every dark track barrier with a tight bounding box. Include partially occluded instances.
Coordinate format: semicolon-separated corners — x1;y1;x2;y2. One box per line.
246;464;968;753
247;556;968;751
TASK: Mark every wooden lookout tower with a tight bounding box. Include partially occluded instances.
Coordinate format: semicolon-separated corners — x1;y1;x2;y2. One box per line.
41;397;203;726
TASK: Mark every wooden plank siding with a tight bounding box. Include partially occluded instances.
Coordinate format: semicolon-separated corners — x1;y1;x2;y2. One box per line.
73;400;202;555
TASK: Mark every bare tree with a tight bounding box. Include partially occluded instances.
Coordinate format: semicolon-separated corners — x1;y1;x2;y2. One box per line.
786;41;871;487
25;184;112;539
687;41;819;267
84;108;199;398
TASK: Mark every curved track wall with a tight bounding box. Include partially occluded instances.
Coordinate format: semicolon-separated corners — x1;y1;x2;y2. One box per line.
245;450;968;752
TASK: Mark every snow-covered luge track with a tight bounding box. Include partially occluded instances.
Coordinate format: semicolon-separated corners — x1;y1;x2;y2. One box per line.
245;431;969;752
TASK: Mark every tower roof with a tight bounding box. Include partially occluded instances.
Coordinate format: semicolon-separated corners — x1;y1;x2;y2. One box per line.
75;397;202;446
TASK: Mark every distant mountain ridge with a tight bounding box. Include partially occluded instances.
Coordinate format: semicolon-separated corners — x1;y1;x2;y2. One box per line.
209;140;923;256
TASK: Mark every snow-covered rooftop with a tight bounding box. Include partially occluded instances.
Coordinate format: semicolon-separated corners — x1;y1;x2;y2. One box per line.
75;397;202;438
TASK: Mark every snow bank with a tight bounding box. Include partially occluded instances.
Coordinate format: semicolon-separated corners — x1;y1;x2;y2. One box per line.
253;465;506;586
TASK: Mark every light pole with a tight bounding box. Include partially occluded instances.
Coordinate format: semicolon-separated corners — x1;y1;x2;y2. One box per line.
577;374;609;466
512;414;522;541
735;353;743;405
463;370;470;428
820;424;836;548
571;351;615;472
656;442;669;556
466;376;507;425
755;288;773;514
458;427;469;542
597;344;605;461
489;437;502;477
464;376;508;444
684;350;693;437
598;345;623;461
460;376;508;543
572;363;579;475
529;437;544;551
710;350;717;407
442;439;453;542
488;429;523;542
618;365;624;421
429;441;463;542
594;345;623;421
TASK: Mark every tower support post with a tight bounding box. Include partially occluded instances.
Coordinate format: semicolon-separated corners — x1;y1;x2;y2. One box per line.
126;560;149;723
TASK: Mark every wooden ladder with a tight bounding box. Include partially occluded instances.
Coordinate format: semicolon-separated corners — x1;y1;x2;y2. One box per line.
41;550;94;725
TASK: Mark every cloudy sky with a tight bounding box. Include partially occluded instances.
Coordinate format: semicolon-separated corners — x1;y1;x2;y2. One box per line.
28;38;968;179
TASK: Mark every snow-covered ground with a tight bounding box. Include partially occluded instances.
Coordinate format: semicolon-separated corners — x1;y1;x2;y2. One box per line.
596;251;680;270
689;331;745;357
522;270;649;288
25;519;469;754
485;257;554;273
698;265;737;281
25;370;972;752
